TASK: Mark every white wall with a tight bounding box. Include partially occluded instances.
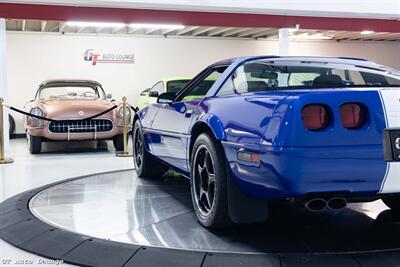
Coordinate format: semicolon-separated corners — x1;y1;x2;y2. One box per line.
6;32;400;133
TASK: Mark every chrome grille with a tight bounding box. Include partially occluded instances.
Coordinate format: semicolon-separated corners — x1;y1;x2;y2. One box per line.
49;119;113;133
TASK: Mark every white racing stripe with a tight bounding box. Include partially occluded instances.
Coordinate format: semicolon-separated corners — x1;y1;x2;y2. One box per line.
379;89;400;193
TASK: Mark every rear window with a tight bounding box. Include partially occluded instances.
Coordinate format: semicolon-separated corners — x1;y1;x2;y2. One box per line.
217;60;400;95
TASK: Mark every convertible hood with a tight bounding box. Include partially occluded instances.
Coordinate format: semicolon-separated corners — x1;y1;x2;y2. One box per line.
38;99;116;119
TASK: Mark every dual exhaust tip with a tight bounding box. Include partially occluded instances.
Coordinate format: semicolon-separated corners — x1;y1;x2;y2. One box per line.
305;197;347;212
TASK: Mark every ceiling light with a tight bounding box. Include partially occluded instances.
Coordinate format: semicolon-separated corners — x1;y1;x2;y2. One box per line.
66;21;125;28
291;33;333;40
128;23;185;29
361;30;374;35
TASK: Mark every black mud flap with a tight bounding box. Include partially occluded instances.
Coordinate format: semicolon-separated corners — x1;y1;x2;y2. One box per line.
227;167;268;224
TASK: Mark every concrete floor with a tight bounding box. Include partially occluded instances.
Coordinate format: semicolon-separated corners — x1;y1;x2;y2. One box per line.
0;138;134;267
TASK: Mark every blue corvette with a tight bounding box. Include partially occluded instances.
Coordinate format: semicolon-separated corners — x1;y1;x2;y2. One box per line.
133;56;400;228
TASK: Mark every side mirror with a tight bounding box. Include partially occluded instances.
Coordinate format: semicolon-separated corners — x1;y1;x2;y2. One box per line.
148;91;159;98
157;92;176;104
106;93;113;99
140;88;150;96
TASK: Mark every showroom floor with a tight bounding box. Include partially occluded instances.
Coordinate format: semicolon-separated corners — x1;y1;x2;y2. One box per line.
0;138;134;266
3;138;400;267
29;169;393;254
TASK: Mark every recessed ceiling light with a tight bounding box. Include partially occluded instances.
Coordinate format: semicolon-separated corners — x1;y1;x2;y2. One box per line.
128;23;185;29
361;30;374;35
66;21;126;28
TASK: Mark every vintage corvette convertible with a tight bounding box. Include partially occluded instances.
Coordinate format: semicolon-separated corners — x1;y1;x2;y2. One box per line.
133;56;400;228
25;79;132;154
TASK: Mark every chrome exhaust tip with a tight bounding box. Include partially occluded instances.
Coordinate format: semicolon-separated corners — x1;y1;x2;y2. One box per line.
305;198;327;212
327;197;347;211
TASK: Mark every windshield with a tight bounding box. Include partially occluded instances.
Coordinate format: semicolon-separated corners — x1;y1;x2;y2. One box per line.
166;80;191;93
38;86;104;100
218;60;400;94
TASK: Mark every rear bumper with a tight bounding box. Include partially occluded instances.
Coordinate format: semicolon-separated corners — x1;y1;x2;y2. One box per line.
222;141;387;199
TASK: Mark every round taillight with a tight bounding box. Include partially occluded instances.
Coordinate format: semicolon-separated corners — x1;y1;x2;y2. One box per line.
340;103;366;129
302;104;330;131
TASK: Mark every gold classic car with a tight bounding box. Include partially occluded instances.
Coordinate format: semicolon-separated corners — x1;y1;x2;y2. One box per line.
25;79;132;154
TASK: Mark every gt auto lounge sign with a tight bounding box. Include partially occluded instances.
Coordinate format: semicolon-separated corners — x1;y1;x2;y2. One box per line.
84;49;135;65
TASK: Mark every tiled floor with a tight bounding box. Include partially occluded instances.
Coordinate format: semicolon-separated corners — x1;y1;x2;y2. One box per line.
0;138;134;267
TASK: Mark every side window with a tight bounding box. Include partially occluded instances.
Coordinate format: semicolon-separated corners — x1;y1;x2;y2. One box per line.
360;71;390;86
332;69;346;80
149;81;164;97
232;66;250;93
217;76;236;96
387;76;400;85
181;66;227;101
289;73;319;86
349;70;365;85
217;65;273;95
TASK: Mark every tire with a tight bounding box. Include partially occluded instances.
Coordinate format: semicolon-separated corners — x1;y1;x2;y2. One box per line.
132;120;168;178
113;134;128;151
382;196;400;211
190;133;231;228
28;134;41;154
8;115;15;138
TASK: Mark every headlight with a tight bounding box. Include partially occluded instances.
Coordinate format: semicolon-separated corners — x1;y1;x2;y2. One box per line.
118;106;131;118
30;107;43;120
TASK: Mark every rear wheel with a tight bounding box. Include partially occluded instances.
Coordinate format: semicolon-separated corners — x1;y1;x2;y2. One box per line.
132;120;168;178
190;133;231;228
382;196;400;211
28;134;41;154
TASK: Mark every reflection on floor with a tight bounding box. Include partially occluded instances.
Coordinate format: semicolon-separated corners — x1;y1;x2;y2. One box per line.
30;170;396;254
0;138;134;267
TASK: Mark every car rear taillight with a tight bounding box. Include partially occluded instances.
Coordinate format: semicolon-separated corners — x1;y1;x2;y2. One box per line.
302;104;330;131
340;103;366;129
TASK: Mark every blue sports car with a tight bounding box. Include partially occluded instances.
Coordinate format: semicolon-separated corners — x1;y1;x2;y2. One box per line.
133;56;400;228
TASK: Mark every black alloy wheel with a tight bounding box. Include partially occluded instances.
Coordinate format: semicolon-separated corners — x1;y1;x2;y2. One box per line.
193;145;216;216
134;127;143;169
132;120;168;178
190;133;230;228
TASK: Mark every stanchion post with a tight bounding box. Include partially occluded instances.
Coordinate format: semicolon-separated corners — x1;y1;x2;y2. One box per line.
117;96;132;157
0;97;13;164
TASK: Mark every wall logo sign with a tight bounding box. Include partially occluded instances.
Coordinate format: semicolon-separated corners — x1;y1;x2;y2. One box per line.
84;49;135;66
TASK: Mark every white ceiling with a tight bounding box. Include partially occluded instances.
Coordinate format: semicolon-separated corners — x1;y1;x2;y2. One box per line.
5;19;400;42
2;0;400;19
